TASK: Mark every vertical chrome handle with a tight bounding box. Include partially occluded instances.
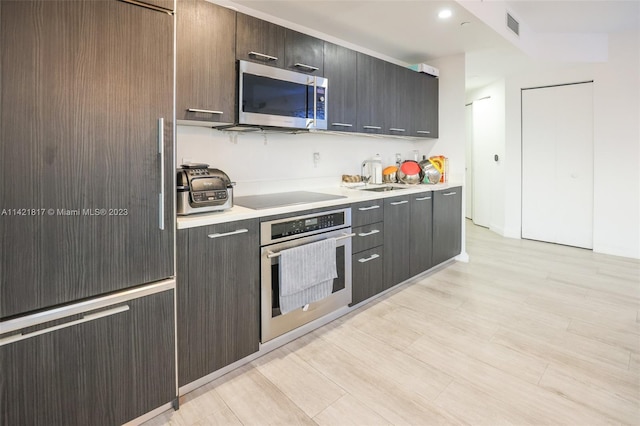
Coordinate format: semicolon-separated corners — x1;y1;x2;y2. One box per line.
158;118;165;230
310;76;317;128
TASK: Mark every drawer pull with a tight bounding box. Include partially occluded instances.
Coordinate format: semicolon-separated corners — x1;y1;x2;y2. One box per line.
358;253;380;263
390;200;408;206
416;130;431;134
358;229;380;237
389;128;406;132
331;123;353;128
358;205;380;211
362;125;382;130
294;63;319;72
443;192;457;196
415;196;432;201
208;229;249;239
0;305;129;347
187;108;223;115
249;51;278;61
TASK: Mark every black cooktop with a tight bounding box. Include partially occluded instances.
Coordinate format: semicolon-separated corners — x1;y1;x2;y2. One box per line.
234;191;347;210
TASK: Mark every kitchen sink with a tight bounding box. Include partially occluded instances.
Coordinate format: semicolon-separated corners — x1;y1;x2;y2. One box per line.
359;185;412;192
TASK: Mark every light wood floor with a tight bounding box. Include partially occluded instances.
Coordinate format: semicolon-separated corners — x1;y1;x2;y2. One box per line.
146;221;640;425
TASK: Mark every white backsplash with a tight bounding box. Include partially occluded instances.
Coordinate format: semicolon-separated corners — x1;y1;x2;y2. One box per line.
177;125;438;196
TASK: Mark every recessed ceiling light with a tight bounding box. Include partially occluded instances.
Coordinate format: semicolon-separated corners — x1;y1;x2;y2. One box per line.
438;9;452;19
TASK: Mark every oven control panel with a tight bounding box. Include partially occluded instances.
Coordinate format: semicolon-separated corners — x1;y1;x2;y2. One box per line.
261;208;352;245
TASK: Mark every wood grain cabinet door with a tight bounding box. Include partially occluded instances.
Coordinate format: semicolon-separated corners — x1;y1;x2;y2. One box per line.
0;289;176;426
432;187;462;265
284;29;324;75
383;195;412;289
356;53;386;135
323;42;357;132
409;192;434;276
179;219;260;386
236;13;285;68
0;0;174;318
177;0;236;124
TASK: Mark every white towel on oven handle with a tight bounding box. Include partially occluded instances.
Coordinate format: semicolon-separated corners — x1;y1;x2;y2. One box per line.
278;238;337;315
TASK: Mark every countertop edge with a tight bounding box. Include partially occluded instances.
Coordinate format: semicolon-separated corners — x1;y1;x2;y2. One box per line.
176;183;462;229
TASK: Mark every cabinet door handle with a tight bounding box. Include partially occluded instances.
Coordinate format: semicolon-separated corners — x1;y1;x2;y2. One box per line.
362;125;382;130
416;130;431;134
294;63;319;72
331;123;353;128
415;196;432;201
187;108;223;115
390;200;408;205
248;51;278;61
358;205;380;211
158;118;165;231
358;229;380;237
207;229;249;239
0;305;129;347
443;191;457;196
389;128;406;132
358;253;380;263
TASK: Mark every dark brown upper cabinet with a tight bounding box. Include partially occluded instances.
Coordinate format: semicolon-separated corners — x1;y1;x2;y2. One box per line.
356;53;387;135
284;29;324;75
323;42;357;132
236;13;286;68
177;0;236;126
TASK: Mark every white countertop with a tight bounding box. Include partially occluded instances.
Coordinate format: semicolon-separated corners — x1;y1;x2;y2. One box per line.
177;182;461;229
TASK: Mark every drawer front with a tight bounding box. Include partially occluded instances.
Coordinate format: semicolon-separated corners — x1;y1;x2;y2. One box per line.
352;199;384;227
352;222;384;253
351;247;384;306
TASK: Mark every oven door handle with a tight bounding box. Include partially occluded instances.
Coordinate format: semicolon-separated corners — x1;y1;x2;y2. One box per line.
266;232;355;258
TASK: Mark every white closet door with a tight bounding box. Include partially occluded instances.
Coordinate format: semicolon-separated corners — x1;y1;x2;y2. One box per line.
522;83;593;249
472;97;494;228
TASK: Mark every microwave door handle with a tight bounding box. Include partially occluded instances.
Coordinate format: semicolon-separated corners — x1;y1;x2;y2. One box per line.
307;77;317;128
313;76;317;128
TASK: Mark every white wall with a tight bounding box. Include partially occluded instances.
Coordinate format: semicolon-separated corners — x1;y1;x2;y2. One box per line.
427;54;469;261
177;128;438;196
502;29;639;259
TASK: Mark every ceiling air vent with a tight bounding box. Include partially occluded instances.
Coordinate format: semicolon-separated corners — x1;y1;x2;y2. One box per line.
506;12;519;36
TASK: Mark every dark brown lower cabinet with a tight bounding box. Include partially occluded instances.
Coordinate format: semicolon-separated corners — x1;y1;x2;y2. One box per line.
432;187;463;265
0;287;176;426
383;196;412;289
351;246;384;305
410;191;434;276
177;219;260;387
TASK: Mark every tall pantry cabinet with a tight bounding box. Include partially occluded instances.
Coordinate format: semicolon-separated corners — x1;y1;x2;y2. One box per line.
0;0;177;424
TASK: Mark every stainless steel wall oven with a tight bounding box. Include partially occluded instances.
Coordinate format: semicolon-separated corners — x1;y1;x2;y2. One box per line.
260;208;352;342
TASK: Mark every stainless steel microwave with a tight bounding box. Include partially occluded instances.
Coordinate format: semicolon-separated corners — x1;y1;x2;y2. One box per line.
238;60;328;130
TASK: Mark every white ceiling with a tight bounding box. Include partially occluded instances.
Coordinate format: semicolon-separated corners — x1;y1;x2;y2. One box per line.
225;0;640;91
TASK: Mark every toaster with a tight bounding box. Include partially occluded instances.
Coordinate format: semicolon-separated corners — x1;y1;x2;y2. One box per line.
177;164;234;215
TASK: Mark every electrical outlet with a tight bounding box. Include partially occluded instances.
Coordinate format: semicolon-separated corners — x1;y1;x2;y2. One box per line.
313;152;320;167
